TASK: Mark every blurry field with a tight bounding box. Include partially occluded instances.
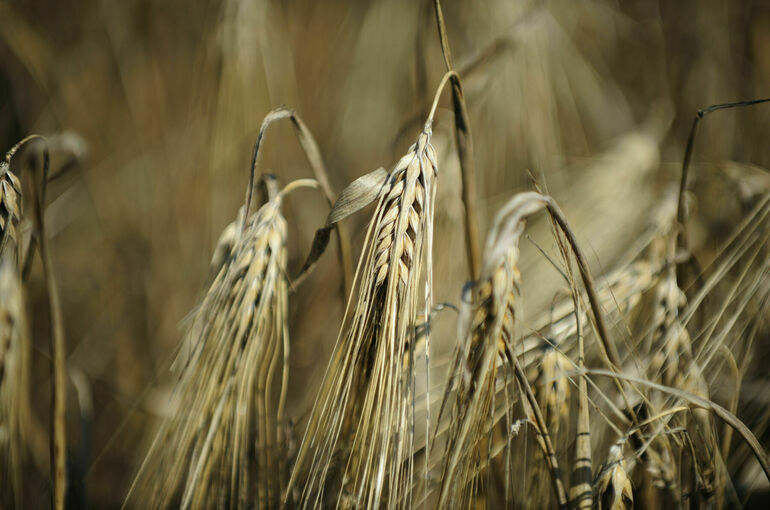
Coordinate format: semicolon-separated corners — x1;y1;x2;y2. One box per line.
1;1;770;508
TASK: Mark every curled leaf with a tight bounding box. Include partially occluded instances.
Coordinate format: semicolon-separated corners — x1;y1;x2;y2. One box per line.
295;166;388;284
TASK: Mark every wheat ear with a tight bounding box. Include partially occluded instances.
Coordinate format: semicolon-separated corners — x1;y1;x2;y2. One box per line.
284;73;464;509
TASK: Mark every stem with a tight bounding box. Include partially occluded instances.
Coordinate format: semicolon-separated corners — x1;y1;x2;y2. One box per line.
504;346;568;509
425;70;458;128
431;0;481;278
675;98;770;279
245;107;353;299
543;197;643;430
563;246;592;509
544;200;620;368
27;137;67;510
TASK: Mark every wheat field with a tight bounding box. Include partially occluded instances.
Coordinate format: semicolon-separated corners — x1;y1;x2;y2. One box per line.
1;1;769;508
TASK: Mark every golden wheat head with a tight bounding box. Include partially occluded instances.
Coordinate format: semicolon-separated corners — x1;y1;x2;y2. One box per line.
128;179;290;510
286;126;438;509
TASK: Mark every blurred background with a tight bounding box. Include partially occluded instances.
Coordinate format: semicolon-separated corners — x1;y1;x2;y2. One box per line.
1;0;769;507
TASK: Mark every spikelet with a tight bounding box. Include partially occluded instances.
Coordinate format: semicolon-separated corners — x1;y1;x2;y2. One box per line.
647;268;717;503
128;178;290;510
526;345;572;507
440;250;518;507
535;346;571;442
439;192;554;506
286;126;437;509
0;157;23;259
595;443;634;510
0;253;31;509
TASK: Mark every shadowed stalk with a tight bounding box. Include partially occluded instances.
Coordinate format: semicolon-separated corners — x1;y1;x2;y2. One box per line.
432;0;481;279
244;106;353;299
675;98;770;286
25;136;68;510
552;226;592;509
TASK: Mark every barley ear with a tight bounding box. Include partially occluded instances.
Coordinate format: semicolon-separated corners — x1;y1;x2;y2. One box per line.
127;176;306;509
596;444;633;510
285;93;440;506
0;252;30;509
439;192;568;507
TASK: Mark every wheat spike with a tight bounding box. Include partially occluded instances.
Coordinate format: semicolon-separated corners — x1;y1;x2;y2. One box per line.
535;346;571;442
438;250;519;506
439;192;570;507
0;157;23;261
128;177;292;510
0;253;31;509
595;443;634;510
286;126;437;509
284;74;468;509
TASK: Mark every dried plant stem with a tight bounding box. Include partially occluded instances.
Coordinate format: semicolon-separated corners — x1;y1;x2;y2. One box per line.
544;200;619;368
27;137;67;510
506;347;568;508
588;369;770;483
561;242;592;509
543;199;645;435
245;106;353;297
432;0;481;278
675;98;770;276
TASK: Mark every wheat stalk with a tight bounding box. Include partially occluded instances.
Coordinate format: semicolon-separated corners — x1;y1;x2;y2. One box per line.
12;135;69;510
244;106;353;298
431;0;480;278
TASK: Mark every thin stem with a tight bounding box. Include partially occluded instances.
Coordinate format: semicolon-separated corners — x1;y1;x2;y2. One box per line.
676;98;770;258
557;233;592;510
244;107;353;298
431;0;481;278
276;178;321;199
425;70;459;128
544;199;620;368
26;137;68;510
543;197;643;431
504;346;568;509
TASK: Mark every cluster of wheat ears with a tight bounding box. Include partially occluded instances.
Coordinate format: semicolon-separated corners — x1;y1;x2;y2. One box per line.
1;2;770;509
